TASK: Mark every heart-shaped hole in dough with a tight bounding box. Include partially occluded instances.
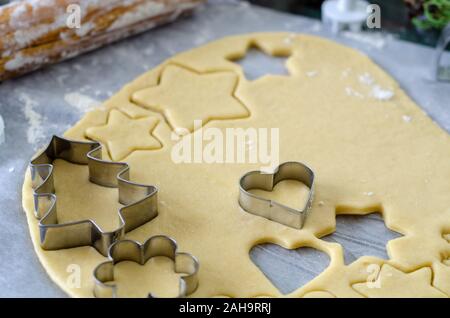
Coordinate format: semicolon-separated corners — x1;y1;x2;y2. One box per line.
250;243;330;295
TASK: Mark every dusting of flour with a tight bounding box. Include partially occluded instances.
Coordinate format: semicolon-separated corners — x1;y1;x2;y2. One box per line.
18;92;46;146
370;85;394;101
341;31;391;50
64;92;101;113
344;71;395;101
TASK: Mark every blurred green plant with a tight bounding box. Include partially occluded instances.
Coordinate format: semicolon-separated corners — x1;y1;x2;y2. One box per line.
411;0;450;30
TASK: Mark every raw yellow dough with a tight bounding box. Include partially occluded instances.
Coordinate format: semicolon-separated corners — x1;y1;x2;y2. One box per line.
86;109;161;161
352;264;446;298
22;33;450;298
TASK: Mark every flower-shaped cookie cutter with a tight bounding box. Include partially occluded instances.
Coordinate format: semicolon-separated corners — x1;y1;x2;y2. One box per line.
239;161;315;229
30;135;158;256
93;235;199;298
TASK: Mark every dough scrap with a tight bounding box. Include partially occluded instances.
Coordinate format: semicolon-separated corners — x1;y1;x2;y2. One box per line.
352;264;447;298
22;33;450;297
432;262;450;295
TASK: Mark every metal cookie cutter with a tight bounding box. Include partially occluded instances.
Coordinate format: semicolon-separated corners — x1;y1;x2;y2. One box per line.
239;161;315;229
433;23;450;82
93;235;199;298
30;135;158;256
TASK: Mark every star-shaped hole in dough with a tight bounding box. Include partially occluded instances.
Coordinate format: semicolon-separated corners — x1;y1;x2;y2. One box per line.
352;264;447;298
323;213;402;265
131;64;249;133
86;110;161;161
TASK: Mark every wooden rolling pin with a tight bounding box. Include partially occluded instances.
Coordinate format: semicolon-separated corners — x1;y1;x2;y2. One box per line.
0;0;204;81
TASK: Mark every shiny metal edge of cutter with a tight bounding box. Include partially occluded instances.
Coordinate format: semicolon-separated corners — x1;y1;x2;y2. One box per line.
238;161;315;229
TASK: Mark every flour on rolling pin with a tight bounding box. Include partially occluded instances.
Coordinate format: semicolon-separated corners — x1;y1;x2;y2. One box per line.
0;0;204;81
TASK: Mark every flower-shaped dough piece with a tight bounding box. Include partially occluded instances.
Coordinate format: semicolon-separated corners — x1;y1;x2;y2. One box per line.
352;264;447;298
131;64;249;132
86;110;161;161
93;236;199;298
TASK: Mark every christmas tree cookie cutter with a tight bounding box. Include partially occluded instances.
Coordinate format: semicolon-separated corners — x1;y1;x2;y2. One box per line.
93;235;199;298
239;161;315;229
30;135;158;256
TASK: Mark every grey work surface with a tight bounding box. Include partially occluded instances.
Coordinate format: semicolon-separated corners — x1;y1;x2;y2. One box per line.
0;1;449;297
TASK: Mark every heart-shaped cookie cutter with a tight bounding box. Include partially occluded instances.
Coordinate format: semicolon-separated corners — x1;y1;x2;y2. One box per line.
239;161;315;229
93;235;199;298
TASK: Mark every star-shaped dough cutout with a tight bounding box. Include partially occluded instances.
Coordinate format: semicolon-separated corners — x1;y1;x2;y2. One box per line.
352;264;447;298
131;65;249;132
86;110;161;161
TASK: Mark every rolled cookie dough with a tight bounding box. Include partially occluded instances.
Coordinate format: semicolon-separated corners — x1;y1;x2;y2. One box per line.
22;33;450;297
